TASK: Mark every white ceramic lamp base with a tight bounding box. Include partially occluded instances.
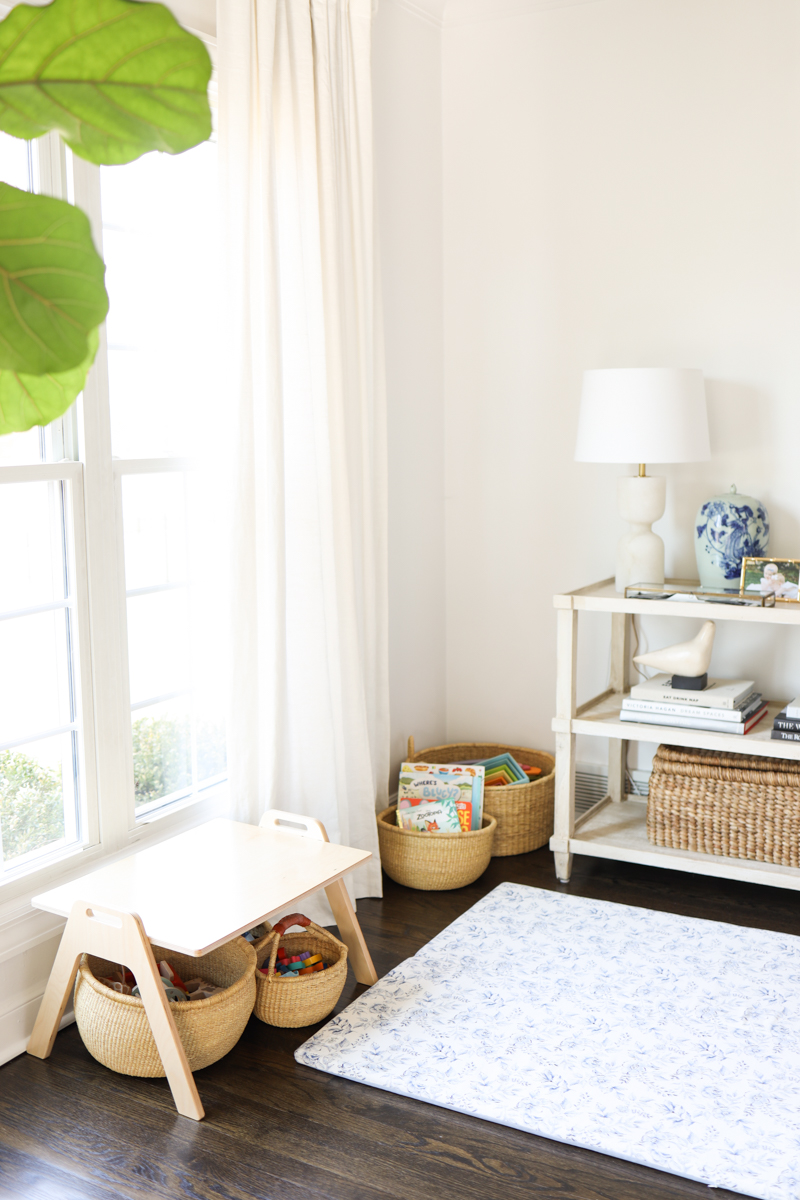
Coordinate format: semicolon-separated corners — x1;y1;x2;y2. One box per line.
615;475;666;592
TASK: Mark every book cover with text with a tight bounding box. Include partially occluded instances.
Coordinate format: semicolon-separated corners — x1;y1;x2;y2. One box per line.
397;798;462;833
398;761;485;831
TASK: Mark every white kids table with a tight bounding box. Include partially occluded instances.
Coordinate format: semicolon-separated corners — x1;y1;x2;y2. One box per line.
27;811;378;1120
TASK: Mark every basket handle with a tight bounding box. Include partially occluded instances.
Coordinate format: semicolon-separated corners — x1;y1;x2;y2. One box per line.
271;913;310;936
407;735;414;759
254;919;345;980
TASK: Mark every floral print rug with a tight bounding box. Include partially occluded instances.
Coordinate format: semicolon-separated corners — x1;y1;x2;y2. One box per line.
296;882;800;1200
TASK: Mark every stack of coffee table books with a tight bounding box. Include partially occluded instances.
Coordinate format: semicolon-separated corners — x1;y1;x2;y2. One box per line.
620;674;767;735
771;698;800;743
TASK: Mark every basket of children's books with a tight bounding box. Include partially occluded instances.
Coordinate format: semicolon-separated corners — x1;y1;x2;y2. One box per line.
73;937;257;1076
251;913;348;1027
377;805;497;890
405;737;555;856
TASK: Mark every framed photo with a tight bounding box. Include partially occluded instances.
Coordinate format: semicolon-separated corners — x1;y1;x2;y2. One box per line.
740;557;800;602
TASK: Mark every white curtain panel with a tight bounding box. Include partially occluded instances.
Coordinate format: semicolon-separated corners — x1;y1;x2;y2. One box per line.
217;0;388;920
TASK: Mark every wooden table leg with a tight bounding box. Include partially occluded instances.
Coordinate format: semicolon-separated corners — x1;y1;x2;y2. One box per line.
261;809;379;986
27;912;83;1060
325;877;379;985
27;900;204;1121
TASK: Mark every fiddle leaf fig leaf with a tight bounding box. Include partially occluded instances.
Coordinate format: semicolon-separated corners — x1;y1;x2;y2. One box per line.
0;0;212;165
0;324;98;434
0;184;107;375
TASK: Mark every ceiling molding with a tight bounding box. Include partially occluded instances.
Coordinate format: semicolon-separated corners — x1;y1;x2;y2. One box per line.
383;0;605;29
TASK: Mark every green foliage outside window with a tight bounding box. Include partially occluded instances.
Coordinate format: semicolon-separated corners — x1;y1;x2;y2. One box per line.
0;751;64;861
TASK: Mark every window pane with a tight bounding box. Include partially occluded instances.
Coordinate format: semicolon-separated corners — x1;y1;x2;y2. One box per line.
0;732;76;866
122;473;187;591
121;470;227;812
196;701;226;785
0;477;82;869
0;428;41;468
127;589;191;706
0;130;32;190
132;698;192;811
0;481;67;613
0;610;74;744
101;141;219;458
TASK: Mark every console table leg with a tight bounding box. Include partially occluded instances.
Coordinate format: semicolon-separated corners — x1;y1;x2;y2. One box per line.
554;851;573;883
608;739;628;803
552;606;578;883
609;612;631;802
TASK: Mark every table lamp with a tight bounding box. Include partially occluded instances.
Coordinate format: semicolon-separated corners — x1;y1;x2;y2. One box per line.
575;367;710;592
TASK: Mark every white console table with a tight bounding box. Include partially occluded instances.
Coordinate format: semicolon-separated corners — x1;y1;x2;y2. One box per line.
549;578;800;890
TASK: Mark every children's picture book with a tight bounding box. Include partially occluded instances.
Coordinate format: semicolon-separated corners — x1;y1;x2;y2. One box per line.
396;798;462;833
398;761;485;831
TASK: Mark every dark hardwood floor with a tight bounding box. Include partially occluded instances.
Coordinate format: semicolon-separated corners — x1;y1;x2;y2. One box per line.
3;848;798;1200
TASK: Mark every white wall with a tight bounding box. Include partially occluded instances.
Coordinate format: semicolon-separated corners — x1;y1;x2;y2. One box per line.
373;0;448;776
439;0;800;769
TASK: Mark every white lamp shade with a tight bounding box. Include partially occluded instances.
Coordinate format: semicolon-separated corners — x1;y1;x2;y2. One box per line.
575;367;710;464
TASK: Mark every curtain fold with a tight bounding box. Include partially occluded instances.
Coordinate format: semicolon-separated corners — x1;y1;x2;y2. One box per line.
218;0;387;919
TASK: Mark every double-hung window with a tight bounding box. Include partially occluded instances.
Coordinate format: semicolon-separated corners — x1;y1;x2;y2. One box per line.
0;65;225;900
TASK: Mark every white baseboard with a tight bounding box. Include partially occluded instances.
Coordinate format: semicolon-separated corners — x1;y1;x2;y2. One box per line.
0;993;74;1068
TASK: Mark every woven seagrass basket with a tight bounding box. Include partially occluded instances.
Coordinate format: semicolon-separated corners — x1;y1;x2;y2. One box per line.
648;744;800;866
74;936;257;1077
252;920;347;1027
377;805;496;889
406;737;555;856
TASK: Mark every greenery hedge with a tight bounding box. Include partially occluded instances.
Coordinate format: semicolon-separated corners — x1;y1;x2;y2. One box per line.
0;751;63;861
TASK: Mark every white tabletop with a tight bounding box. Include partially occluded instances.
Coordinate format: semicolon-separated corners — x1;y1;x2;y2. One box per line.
32;818;372;956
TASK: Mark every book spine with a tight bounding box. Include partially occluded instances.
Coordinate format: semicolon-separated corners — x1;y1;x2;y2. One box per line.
620;712;741;733
621;706;766;735
629;689;738;709
771;729;800;742
772;718;800;733
622;699;745;722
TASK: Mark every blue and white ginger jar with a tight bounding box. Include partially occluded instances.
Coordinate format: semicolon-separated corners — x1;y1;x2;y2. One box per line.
694;485;769;589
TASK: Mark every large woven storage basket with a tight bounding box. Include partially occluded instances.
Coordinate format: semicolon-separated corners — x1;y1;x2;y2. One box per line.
377;805;496;889
406;737;555;856
252;921;348;1028
74;937;257;1077
648;744;800;866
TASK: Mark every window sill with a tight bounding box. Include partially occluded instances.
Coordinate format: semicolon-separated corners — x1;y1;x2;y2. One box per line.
133;775;227;826
0;838;87;891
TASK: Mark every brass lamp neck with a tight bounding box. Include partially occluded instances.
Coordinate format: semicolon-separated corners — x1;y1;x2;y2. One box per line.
638;463;646;477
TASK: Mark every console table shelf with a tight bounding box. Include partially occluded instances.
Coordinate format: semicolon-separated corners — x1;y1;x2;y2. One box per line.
550;577;800;888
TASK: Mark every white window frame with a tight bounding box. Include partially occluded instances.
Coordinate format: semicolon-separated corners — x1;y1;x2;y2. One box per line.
0;105;226;916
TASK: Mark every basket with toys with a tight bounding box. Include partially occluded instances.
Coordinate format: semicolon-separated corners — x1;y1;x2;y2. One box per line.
250;912;348;1027
74;937;257;1076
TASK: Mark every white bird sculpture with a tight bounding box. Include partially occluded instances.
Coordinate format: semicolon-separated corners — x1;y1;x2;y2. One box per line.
633;620;716;679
